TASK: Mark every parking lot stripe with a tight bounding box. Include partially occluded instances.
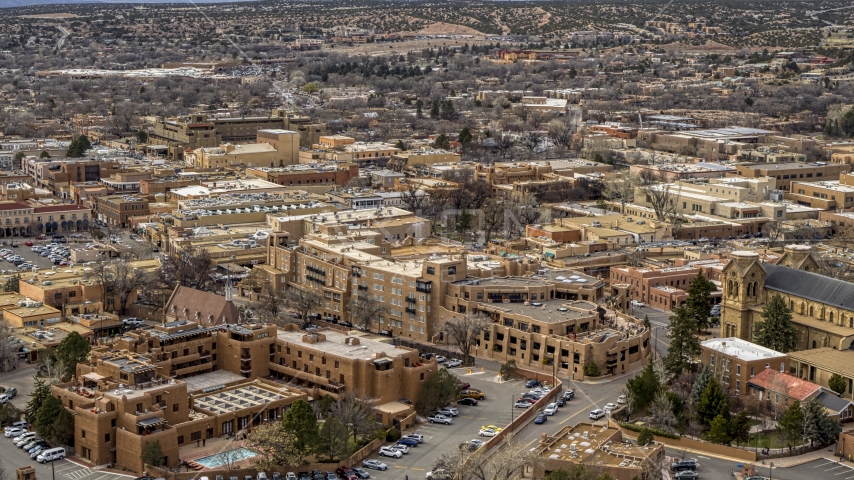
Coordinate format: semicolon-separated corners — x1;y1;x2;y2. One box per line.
476;417;488;420
394;466;407;469
410;468;426;471
560;395;610;425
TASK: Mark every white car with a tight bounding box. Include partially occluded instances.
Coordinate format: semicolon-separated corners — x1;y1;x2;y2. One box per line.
435;355;446;363
378;446;402;458
362;459;387;471
631;300;645;307
388;444;409;454
479;428;500;437
543;403;558;416
437;407;459;417
617;395;626;404
4;427;25;438
589;409;606;420
445;358;463;368
604;403;618;413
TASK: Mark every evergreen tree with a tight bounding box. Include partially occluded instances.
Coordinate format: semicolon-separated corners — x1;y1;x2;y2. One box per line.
26;378;50;421
685;271;715;332
730;410;752;446
663;306;700;377
753;293;798;353
695;377;730;426
55;331;91;381
33;395;73;444
707;414;731;444
66;135;92;158
429;100;439;119
440;100;455;120
433;134;450;150
691;365;714;405
625;357;660;411
803;397;841;447
141;440;166;467
778;400;804;447
415;99;423;118
829;374;847;396
459;127;473;148
281;399;319;460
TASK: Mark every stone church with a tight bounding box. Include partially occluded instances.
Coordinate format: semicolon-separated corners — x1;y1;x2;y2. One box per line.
720;244;854;351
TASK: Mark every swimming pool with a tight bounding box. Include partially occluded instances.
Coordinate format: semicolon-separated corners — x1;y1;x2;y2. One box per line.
193;447;257;468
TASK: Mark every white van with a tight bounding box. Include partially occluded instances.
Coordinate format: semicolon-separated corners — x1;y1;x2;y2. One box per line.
37;447;66;463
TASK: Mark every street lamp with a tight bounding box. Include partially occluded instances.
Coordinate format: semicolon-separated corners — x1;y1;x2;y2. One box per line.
769;461;774;480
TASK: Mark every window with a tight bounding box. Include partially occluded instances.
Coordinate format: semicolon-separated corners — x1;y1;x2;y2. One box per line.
710;355;715;367
736;364;741;376
750;367;754;377
105;433;111;442
173;404;179;412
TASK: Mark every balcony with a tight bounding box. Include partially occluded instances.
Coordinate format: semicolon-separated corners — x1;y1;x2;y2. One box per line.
405;296;416;304
405;307;417;314
358;285;368;291
416;281;432;293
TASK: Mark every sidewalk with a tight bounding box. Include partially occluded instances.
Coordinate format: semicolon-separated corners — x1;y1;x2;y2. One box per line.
768;448;837;468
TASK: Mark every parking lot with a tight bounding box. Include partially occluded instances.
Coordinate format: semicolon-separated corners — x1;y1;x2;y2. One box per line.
0;433;132;480
358;365;628;478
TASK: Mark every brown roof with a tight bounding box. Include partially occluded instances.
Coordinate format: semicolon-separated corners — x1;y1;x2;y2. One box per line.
164;286;240;326
0;201;32;211
33;204;89;213
748;368;822;401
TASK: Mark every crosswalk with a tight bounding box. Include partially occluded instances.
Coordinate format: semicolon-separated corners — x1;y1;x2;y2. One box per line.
51;462;130;480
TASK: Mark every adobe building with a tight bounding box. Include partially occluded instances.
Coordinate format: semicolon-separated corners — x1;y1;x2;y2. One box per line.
256;129;300;165
534;423;665;480
699;337;788;397
52;321;431;473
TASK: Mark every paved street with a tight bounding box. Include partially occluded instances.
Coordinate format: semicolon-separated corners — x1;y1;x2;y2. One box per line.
0;437;132;480
0;363;39;410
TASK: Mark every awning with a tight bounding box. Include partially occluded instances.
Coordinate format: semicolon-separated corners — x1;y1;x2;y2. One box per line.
83;373;106;382
137;417;166;427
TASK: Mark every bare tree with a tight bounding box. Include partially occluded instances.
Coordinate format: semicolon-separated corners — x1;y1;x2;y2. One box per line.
285;287;321;328
647;390;678;434
331;390;378;444
639;183;678;222
348;290;388;330
0;321;18;373
399;181;429;214
444;313;491;366
602;170;638;213
762;221;785;247
431;436;543;480
547;119;574;150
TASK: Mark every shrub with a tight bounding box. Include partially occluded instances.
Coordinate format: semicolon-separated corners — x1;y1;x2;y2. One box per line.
583;360;601;377
637;428;655;446
386;428;401;442
617;422;679;440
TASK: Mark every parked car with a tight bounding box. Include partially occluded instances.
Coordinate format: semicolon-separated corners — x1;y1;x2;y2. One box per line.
673;472;699;480
479;428;500;437
514;401;532;408
589;409;606;420
404;433;424;443
4;427;26;438
435;355;446;363
457;398;478;406
603;403;618;413
437;407;458;417
396;437;418;447
617;395;626;404
556;397;566;407
388;444;409;455
631;300;645;307
37;447;66;463
335;467;357;480
426;470;450;480
460;389;485;400
361;460;387;471
325;472;337;480
671;459;698;472
525;379;541;388
24;241;33;247
427;414;452;425
3;387;17;398
534;413;547;424
543;403;558;416
562;390;575;401
350;468;370;479
445;358;463;368
458;382;471;390
378;446;402;458
123;317;145;327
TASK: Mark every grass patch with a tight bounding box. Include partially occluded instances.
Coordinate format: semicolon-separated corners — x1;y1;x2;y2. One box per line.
745;431;797;450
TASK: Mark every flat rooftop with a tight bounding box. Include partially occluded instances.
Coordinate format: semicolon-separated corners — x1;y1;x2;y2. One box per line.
276;328;411;360
700;337;787;361
181;370;246;393
479;299;597;323
537;423;658;467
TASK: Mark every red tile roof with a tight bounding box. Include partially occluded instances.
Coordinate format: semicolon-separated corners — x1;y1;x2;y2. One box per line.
32;204;89;213
0;202;33;211
748;369;822;401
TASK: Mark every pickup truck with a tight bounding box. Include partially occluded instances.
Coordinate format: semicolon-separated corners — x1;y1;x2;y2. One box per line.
427;414;453;425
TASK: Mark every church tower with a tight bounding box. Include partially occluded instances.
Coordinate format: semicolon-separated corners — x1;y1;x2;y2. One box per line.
719;251;767;341
777;244;819;272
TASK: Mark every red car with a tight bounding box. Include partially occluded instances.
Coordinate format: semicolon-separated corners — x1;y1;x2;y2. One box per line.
459;382;471;390
25;241;33;246
517;397;537;404
335;467;357;480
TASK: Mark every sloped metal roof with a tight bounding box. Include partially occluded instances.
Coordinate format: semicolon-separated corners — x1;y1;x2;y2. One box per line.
817;391;854;413
763;262;854;310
